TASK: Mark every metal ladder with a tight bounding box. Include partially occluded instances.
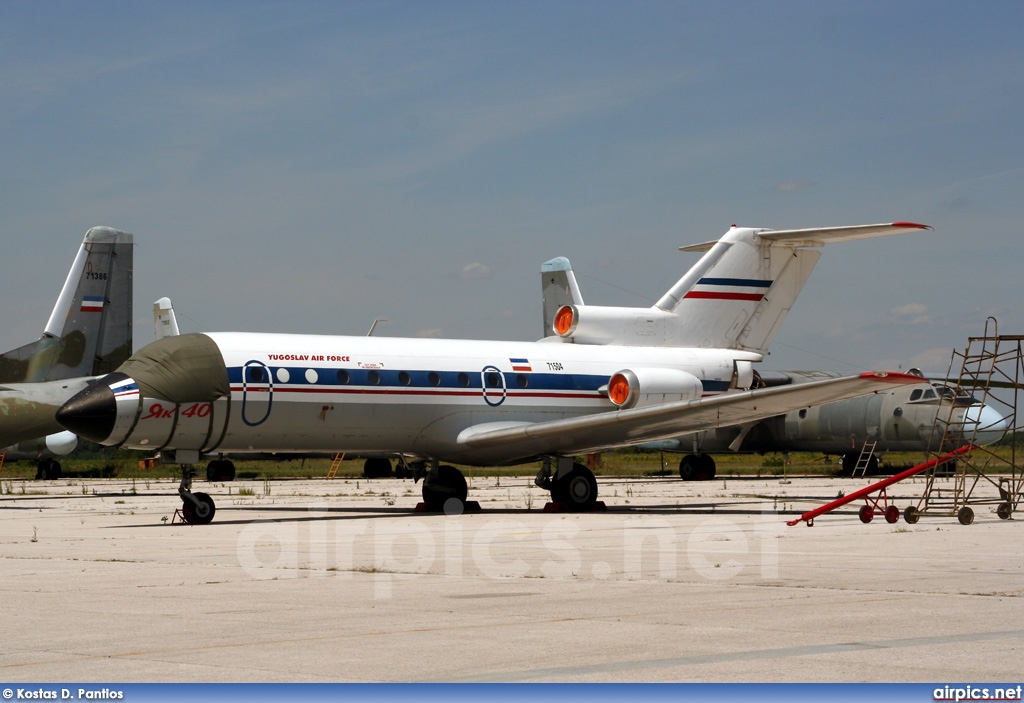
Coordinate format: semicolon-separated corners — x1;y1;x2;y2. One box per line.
326;452;345;479
851;439;877;477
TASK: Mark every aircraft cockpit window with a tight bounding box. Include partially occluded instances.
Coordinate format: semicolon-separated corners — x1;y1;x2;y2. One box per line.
934;385;956;400
909;389;923;401
922;389;936;399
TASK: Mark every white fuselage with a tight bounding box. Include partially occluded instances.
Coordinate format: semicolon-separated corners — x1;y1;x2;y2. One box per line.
124;332;758;464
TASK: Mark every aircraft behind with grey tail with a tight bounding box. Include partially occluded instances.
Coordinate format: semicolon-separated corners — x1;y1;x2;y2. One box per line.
57;222;929;523
0;226;133;478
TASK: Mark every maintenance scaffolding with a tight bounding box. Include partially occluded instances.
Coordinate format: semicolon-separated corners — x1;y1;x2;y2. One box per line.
912;318;1023;524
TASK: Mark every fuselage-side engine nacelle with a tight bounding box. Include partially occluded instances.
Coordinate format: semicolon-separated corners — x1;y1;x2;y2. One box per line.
607;368;703;409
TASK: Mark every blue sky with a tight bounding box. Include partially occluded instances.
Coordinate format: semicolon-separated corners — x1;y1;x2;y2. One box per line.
2;1;1021;373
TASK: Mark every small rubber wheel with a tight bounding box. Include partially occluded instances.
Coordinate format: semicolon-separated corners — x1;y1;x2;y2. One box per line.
904;506;920;524
957;506;974;526
884;505;900;524
996;503;1012;520
859;505;874;523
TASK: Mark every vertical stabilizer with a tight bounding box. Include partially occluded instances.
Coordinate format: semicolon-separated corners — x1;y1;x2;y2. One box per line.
661;222;929;352
154;297;180;340
540;257;584;338
0;227;133;382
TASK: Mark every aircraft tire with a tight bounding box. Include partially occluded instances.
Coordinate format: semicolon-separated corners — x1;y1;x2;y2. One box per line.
182;492;216;525
550;464;598;511
694;454;716;481
679;455;698;481
206;460;236;482
422;464;467;508
363;457;393;479
839;454;857;477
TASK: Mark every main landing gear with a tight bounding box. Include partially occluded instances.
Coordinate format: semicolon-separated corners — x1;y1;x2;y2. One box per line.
678;453;716;481
178;465;216;525
535;457;602;511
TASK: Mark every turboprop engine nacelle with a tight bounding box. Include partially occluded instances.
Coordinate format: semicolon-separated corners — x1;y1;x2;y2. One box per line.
607;368;703;409
553;305;680;345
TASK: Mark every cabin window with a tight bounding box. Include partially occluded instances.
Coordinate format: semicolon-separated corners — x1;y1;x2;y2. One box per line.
458;373;470;388
486;372;502;388
428;372;441;387
516;374;529;389
368;370;381;385
398;371;411;386
247;367;265;383
337;370;350;384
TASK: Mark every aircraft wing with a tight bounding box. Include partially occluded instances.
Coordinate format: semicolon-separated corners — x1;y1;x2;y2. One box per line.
458;371;921;461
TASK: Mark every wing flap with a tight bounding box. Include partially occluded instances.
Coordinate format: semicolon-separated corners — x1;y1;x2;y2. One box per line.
458;371;922;461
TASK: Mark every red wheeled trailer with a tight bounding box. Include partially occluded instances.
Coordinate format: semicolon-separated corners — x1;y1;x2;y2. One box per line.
787;445;975;527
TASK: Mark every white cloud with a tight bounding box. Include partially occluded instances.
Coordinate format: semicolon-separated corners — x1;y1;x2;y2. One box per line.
461;262;491;279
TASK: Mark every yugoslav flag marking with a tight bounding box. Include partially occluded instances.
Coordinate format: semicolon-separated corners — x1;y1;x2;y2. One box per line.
510;358;532;372
684;277;772;302
81;296;105;312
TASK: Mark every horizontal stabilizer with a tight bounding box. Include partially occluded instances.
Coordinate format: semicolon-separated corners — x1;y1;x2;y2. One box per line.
679;222;930;252
458;371;923;462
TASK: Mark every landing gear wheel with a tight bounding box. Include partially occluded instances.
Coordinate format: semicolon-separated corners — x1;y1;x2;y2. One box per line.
679;454;715;481
551;464;598;511
957;506;974;526
884;505;900;524
840;454;857;477
206;459;236;482
422;464;467;508
904;505;920;524
679;455;698;481
997;503;1012;520
182;492;216;525
694;454;716;481
858;505;874;523
363;457;393;478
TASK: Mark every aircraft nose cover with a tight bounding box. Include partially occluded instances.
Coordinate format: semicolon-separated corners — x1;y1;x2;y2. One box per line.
55;377;118;443
117;333;229;403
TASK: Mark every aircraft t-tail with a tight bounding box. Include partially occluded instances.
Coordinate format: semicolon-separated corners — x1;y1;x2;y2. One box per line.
0;226;133;478
539;259;1008;479
56;222;929;523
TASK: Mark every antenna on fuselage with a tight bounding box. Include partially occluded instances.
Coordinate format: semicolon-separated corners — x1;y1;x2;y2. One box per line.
367;318;389;336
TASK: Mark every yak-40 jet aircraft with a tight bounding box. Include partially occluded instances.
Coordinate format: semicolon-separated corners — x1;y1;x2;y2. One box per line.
58;222;929;523
0;226;133;478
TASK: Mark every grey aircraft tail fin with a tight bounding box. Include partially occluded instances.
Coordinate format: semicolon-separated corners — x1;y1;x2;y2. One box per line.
0;226;133;383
